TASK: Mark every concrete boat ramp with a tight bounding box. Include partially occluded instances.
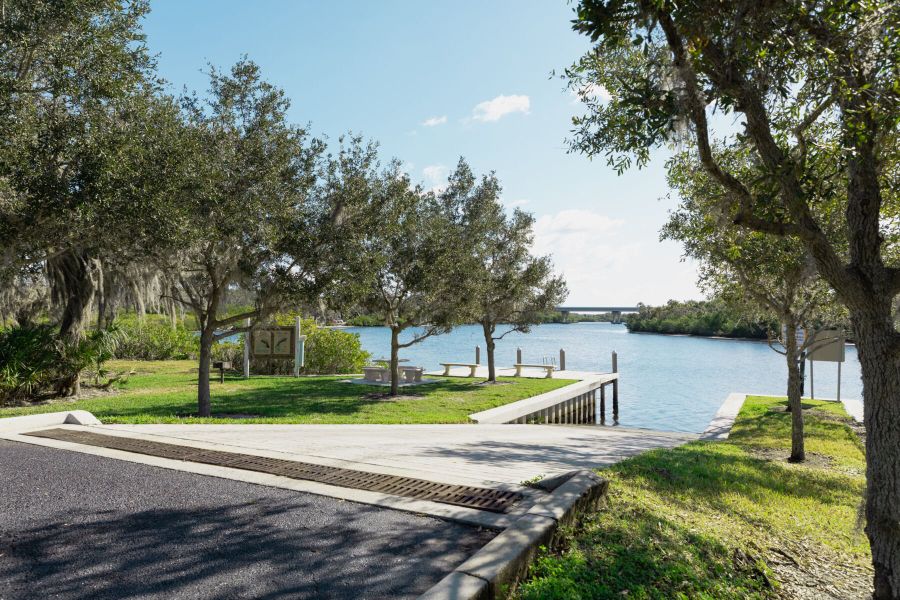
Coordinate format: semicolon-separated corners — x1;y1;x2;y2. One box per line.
2;417;694;529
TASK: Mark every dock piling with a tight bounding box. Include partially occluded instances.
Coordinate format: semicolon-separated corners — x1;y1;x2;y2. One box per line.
600;385;606;423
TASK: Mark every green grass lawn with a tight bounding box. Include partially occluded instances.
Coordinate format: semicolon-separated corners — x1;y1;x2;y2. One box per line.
517;395;871;599
0;359;575;424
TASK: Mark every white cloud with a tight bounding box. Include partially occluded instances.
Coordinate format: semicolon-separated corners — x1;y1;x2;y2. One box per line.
571;83;612;103
422;165;449;193
422;115;447;127
471;94;530;122
531;208;701;305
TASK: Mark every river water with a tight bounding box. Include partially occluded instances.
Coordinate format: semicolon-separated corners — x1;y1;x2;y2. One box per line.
346;322;863;433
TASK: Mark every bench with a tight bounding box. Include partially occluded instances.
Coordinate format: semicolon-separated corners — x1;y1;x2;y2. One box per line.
439;363;479;377
513;363;556;378
212;361;232;383
362;366;390;382
399;366;424;383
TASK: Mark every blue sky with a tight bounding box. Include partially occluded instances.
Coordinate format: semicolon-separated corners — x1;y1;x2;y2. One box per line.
143;0;701;305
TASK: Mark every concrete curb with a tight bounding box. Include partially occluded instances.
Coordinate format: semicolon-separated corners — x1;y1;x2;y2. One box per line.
0;410;101;434
418;469;609;600
699;393;747;440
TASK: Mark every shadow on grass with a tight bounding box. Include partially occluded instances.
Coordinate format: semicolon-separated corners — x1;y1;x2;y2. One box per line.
103;375;497;420
521;503;776;599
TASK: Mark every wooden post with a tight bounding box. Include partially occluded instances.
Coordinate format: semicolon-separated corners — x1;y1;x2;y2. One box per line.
559;348;566;371
243;318;250;378
475;346;480;365
613;380;619;421
516;347;522;364
611;351;619;422
600;385;606;423
293;316;301;377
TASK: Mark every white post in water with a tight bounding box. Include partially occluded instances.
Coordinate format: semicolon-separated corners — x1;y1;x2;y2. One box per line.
612;350;618;373
559;348;566;371
475;346;480;365
293;316;302;377
243;318;251;378
516;347;522;364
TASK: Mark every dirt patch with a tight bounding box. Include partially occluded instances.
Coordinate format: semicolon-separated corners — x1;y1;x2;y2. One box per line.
175;413;265;419
746;446;835;470
764;538;873;599
476;381;514;387
361;392;425;402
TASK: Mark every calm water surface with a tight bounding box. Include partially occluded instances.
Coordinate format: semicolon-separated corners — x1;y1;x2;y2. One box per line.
346;323;862;433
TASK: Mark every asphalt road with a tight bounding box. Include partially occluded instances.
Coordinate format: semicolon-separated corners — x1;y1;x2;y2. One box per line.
0;439;493;599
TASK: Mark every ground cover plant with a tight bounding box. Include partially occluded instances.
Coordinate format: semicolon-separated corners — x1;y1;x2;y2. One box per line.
0;360;573;424
517;396;870;599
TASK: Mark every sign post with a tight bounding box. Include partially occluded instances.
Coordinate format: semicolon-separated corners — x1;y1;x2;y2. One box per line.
807;329;845;401
243;318;251;378
293;317;305;377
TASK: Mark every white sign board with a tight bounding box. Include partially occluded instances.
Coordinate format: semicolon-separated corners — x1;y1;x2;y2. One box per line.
807;329;845;363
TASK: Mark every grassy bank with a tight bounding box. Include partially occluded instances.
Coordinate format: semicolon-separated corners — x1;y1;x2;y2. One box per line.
518;396;870;599
0;360;574;424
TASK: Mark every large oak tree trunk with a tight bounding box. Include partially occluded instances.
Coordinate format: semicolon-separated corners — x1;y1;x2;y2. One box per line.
854;311;900;599
197;325;214;417
783;321;805;462
390;326;400;396
48;249;102;397
50;249;100;343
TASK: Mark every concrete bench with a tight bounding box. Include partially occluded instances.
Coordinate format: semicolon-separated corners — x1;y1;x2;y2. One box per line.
440;363;478;377
513;363;556;378
399;366;424;382
363;366;390;382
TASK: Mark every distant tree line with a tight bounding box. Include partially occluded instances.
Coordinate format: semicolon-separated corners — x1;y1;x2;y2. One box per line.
625;300;774;339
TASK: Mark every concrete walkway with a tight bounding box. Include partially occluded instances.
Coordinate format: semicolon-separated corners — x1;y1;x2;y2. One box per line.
94;422;694;487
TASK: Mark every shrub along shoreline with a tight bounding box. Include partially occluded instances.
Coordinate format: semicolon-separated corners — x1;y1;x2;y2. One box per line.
516;396;870;599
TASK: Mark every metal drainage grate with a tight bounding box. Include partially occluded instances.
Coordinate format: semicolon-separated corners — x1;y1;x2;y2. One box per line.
24;428;523;513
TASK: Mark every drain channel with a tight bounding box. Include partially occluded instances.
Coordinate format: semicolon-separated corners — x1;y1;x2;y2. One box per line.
24;428;523;513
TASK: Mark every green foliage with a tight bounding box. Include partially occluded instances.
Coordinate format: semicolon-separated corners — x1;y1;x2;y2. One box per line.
304;327;370;374
0;324;123;404
346;314;383;327
112;315;196;360
449;158;568;362
626;300;774;338
211;341;243;366
517;397;868;599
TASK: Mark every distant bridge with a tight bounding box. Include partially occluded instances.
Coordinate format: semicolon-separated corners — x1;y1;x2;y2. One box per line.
555;306;640;324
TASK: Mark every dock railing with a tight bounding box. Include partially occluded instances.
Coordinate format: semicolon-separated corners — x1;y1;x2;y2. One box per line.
468;372;618;425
